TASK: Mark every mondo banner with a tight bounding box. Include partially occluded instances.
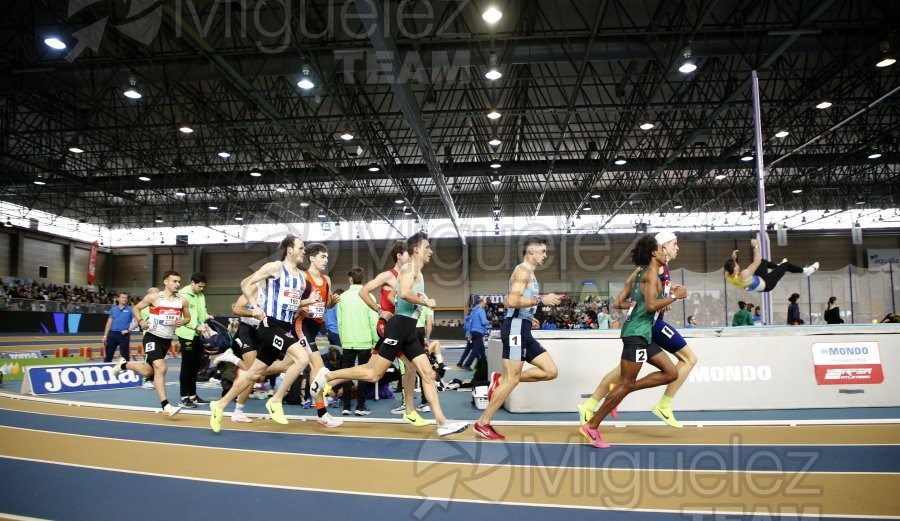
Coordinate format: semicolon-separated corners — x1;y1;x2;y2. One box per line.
811;342;884;385
20;363;142;395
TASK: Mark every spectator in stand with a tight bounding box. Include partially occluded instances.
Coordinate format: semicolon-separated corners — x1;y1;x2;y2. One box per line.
542;319;558;330
824;296;844;324
732;301;754;326
787;293;803;325
752;305;763;325
685;315;699;328
102;292;135;362
324;288;344;347
459;297;489;371
596;305;612;329
337;267;377;417
175;272;212;409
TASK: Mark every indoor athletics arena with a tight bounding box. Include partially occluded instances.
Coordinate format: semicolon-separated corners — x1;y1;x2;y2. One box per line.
1;1;899;520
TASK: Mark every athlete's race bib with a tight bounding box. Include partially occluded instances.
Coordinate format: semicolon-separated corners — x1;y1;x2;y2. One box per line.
507;333;522;348
282;290;303;311
156;312;178;326
309;302;326;319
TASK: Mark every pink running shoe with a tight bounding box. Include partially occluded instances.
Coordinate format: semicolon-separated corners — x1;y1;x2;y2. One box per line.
579;424;610;449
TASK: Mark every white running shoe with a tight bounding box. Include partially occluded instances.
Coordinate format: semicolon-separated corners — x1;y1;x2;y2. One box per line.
779;258;788;265
416;403;431;413
317;412;343;428
213;350;240;366
436;420;469;437
390;405;406;415
142;379;154;389
231;411;253;423
803;262;820;277
310;367;329;396
163;403;182;417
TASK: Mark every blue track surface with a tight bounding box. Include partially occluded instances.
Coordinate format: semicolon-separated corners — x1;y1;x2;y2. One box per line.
1;408;896;473
0;458;871;521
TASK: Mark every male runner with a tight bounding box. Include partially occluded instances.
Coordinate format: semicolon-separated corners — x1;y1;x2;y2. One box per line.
357;240;427;426
581;234;682;448
312;232;468;437
578;231;698;428
473;235;562;440
115;270;189;417
209;234;320;433
294;242;342;428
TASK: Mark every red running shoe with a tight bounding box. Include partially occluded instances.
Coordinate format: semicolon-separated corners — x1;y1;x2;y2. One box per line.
487;372;501;401
473;422;506;440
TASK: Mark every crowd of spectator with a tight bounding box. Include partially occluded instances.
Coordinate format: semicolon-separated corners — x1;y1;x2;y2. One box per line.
0;279;119;312
472;295;614;330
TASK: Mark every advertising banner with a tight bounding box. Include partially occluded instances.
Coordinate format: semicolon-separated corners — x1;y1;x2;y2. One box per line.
20;362;141;394
0;357;85;381
811;341;884;385
87;241;99;284
0;351;43;359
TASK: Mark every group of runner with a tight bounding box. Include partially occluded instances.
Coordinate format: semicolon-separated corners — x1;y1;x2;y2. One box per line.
115;231;818;448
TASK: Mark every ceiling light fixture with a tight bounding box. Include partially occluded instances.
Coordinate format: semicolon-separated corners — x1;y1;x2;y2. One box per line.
775;129;790;138
44;37;66;50
217;151;231;158
179;125;193;134
123;76;142;99
490;160;501;169
614;156;627;165
340;130;354;141
235;214;244;221
154;216;163;223
174;191;186;197
394;199;405;204
714;173;727;180
68;146;84;154
868;151;882;159
639;121;655;130
740;153;754;162
590;192;601;199
138;175;151;182
815;100;832;110
487;110;501;120
368;163;380;172
482;7;502;24
485;50;502;80
249;171;262;177
33;179;46;186
489;138;501;147
791;188;803;194
678;46;697;73
208;205;218;210
490;176;501;186
276;187;286;193
300;201;310;207
766;202;775;207
297;65;315;89
3;219;11;227
673;204;684;209
876;41;896;68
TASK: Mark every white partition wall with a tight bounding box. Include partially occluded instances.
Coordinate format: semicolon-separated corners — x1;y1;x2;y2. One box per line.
487;325;900;413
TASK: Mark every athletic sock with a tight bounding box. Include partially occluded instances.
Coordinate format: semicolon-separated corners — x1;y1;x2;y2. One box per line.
235;403;244;414
161;400;169;409
119;360;128;371
657;394;674;409
584;397;599;411
316;401;327;418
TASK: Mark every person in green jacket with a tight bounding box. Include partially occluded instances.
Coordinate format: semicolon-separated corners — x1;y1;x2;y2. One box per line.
175;272;212;408
731;301;754;327
337;267;379;416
